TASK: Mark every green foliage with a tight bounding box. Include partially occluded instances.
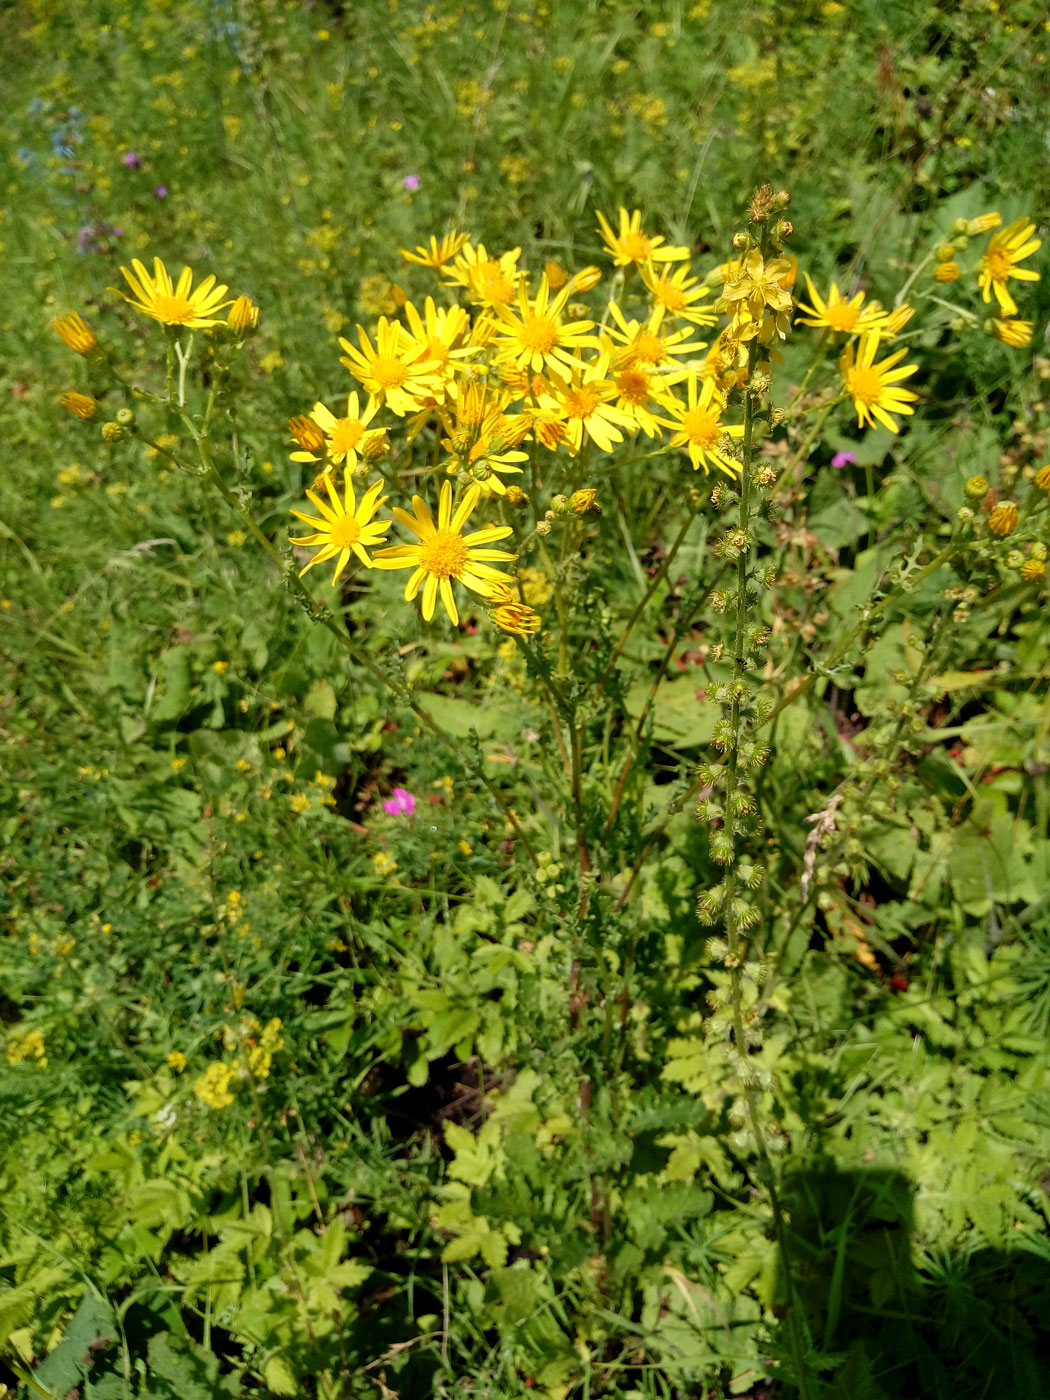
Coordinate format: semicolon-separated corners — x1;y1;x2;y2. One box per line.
3;1;1050;1397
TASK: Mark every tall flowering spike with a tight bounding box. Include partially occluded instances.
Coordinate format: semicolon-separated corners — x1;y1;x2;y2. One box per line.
119;257;233;328
839;334;919;433
53;311;97;355
372;480;516;626
977;218;1041;317
289;475;390;584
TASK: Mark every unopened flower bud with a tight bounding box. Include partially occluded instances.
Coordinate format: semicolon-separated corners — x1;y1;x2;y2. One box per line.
289;415;325;452
964;475;989;499
1021;559;1046;581
935;261;961;283
549;494;569;515
544;259;568;290
732;231;749;250
227;295;260;333
967;211;1002;236
935;244;957;263
116;406;135;426
988;501;1018;536
504;484;527;505
956;506;974;524
101;421;125;442
568;265;602;293
570;488;598;514
535;520;552;536
53;311;97;355
1005;550;1025;569
1035;464;1050;491
60;391;98;420
361;429;389;460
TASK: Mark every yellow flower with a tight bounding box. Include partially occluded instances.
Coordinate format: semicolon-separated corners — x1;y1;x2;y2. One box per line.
193;1061;235;1109
60;391;98;420
659;375;743;476
978;218;1041;316
992;319;1032;348
442;242;522;308
539;355;635;454
839;334;919;433
118;256;233;328
595;207;689;267
988;501;1018;537
399;296;474;384
292;392;381;470
493;602;541;635
167;1050;187;1073
611;359;685;438
400;230;471;268
373;480;516;625
289;475;389;584
603;302;705;369
794;272;883;335
720;249;794;323
53;310;97;354
227;295;260;332
6;1029;47;1066
1021;559;1046;581
339;317;443;415
492;273;598;376
1034;464;1050;491
640;262;716;327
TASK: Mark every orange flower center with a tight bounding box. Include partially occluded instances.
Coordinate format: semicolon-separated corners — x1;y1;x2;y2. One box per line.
518;313;559;354
472;264;515;305
329;515;362;549
153;294;197;325
653;282;686;312
618;231;652;262
631;330;666;364
824;299;860;332
370;356;410;389
984;248;1012;281
847;365;883;406
681;408;721;447
616;368;651;406
420;529;469;579
329;419;365;457
563;384;603;420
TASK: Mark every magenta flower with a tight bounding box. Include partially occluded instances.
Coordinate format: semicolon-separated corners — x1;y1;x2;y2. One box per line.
383;787;416;816
154;184;167;199
831;451;857;468
122;151;141;167
402;173;420;191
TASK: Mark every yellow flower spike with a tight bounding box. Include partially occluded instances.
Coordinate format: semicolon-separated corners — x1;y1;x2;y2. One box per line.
372;480;516;627
118;256;233;328
977;218;1041;317
289;475;390;584
596;208;689;268
399;230;471;268
60;391;98;420
53;310;97;354
839;334;919;433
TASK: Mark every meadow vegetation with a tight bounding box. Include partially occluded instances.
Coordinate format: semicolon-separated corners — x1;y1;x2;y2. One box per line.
3;1;1050;1397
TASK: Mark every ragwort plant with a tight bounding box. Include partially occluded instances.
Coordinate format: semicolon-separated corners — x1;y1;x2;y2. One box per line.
33;173;1050;1398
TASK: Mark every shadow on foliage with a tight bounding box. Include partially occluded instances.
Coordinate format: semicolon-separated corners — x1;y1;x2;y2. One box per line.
775;1164;1050;1400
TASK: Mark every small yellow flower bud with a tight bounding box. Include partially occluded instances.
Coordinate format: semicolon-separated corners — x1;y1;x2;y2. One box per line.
1021;559;1046;581
964;475;989;499
992;319;1032;348
535;520;552;536
570;488;599;515
289;415;325;452
1006;550;1025;569
935;244;957;263
549;493;569;514
101;421;125;442
1035;464;1050;491
935;261;961;283
568;265;602;293
227;295;260;333
494;602;541;636
1032;541;1048;561
504;485;527;505
53;311;97;355
361;429;390;460
988;501;1019;536
116;406;135;426
968;211;1002;236
60;391;98;420
544;259;568;290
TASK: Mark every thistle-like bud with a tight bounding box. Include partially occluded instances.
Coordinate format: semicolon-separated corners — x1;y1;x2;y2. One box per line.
748;183;774;222
53;311;97;355
570;488;599;515
116;406;135;426
60;391;98;420
964;475;989;499
101;421;125;442
535;520;552;537
504;484;527;505
1022;559;1046;581
361;429;390;460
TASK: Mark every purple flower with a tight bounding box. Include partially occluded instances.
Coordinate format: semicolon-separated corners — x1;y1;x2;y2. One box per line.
383;787;416;816
122;151;141;167
831;451;857;469
154;184;167;199
402;173;420;191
